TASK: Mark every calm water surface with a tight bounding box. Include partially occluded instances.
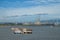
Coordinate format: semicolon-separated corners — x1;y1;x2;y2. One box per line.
0;26;60;40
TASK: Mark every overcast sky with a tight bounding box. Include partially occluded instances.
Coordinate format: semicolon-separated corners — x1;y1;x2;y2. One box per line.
0;0;60;22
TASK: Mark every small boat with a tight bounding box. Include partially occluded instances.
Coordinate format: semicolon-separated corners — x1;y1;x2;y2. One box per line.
11;28;22;34
11;28;32;34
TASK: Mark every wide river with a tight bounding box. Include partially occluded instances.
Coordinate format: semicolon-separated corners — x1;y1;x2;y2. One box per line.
0;26;60;40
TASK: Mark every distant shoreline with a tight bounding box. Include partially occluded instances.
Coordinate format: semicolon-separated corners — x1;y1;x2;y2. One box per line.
0;24;60;27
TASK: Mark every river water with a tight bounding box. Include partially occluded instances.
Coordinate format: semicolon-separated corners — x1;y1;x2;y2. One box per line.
0;26;60;40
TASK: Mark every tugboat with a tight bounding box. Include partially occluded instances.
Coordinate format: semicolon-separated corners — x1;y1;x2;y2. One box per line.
11;28;32;34
11;28;22;34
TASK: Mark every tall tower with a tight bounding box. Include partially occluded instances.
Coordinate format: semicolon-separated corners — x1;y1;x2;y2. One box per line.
35;16;41;25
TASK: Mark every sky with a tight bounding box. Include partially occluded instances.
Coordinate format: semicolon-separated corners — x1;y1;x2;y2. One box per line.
0;0;60;22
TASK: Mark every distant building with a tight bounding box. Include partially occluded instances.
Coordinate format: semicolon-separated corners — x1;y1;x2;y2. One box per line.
34;21;41;25
23;22;29;25
34;17;41;25
23;22;32;25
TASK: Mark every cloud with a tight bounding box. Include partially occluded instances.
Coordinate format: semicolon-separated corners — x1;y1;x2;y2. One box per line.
0;0;60;8
34;0;60;2
0;0;60;22
0;3;60;17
